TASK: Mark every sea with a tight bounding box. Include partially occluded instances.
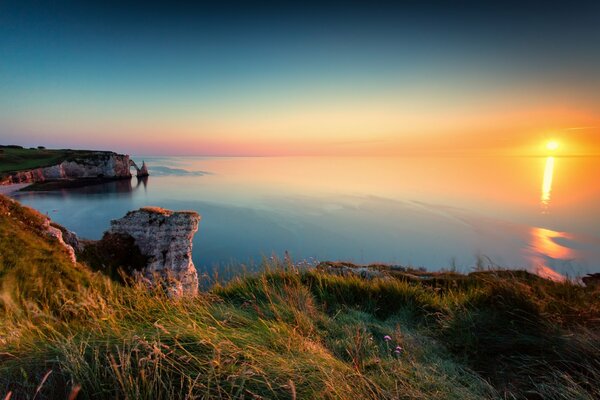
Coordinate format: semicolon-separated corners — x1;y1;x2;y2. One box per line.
12;156;600;280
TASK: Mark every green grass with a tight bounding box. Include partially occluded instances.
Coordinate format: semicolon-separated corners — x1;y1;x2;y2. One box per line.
0;146;101;176
1;194;599;399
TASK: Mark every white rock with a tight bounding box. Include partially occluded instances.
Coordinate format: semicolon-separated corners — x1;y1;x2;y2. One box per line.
4;152;132;184
108;207;201;297
43;220;77;264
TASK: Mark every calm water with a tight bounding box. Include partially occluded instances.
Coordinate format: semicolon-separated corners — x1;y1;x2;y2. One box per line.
12;156;600;279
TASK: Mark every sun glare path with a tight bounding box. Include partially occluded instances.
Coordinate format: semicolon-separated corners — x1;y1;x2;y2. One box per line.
541;156;555;211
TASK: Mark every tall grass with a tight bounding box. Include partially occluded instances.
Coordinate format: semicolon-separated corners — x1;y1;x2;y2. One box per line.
1;195;599;399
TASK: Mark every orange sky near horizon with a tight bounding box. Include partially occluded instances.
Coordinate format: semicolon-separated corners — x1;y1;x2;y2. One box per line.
5;92;600;156
3;2;600;157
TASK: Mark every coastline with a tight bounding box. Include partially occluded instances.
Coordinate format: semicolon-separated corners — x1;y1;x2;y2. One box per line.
0;183;31;195
1;183;599;399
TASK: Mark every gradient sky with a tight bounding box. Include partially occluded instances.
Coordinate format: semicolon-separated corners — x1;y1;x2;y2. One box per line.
1;1;599;156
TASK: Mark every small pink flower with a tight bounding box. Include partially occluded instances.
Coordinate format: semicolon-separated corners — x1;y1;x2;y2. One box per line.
383;335;392;341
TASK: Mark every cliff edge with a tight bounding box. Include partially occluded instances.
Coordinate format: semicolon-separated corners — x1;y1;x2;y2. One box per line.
0;193;201;298
0;146;148;186
106;207;201;297
1;151;132;184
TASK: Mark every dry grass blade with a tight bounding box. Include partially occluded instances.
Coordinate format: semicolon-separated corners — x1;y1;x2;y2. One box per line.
288;379;296;400
32;370;52;400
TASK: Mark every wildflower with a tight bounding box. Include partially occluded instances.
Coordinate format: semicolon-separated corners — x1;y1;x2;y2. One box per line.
395;346;403;352
383;335;392;341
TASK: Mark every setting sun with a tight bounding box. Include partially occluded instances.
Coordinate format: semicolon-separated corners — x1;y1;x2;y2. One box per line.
546;140;560;151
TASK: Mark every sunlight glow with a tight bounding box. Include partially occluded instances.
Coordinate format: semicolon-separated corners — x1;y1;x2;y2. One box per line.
546;140;559;151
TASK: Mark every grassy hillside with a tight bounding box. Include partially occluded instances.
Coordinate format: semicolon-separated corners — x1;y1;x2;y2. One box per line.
1;195;599;399
0;146;100;176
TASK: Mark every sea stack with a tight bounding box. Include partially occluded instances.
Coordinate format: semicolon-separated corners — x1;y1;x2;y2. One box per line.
108;207;201;297
137;161;149;177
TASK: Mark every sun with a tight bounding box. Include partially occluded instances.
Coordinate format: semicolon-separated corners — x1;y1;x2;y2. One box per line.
546;141;559;151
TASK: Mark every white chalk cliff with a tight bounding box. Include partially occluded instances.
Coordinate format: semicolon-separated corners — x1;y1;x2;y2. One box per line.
3;152;132;184
108;207;201;297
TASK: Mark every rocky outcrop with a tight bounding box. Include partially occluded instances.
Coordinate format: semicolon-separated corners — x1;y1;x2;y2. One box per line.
128;159;149;178
0;194;79;263
107;207;201;297
317;261;386;279
582;273;600;288
137;161;149;177
43;220;78;264
3;152;132;184
316;261;459;282
51;222;84;253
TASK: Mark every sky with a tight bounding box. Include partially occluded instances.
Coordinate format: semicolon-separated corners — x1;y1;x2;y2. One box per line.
1;1;600;156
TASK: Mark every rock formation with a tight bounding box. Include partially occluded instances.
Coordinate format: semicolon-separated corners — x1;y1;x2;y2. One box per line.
137;161;149;177
3;152;132;184
317;261;386;279
51;222;84;253
128;159;149;178
107;207;201;297
0;193;80;263
43;220;78;264
582;273;600;288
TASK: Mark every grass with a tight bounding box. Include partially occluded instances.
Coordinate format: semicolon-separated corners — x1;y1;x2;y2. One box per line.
1;194;599;399
0;146;103;176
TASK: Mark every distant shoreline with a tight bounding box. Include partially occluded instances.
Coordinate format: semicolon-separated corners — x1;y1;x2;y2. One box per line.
0;145;141;187
0;183;31;195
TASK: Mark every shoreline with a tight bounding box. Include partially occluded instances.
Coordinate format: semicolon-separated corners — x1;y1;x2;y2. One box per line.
16;176;139;191
0;183;31;195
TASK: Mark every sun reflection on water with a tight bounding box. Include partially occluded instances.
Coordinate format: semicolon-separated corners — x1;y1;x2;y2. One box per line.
531;227;573;260
528;227;571;281
530;156;568;281
541;156;555;212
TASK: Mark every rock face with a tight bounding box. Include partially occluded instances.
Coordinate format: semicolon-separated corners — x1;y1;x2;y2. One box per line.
51;222;84;253
108;207;201;297
43;220;78;264
4;152;131;184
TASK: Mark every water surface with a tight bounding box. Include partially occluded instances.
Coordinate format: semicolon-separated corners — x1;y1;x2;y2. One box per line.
13;156;600;279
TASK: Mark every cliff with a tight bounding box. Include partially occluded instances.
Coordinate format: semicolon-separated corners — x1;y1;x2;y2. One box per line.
2;151;132;184
106;207;201;297
0;193;200;297
0;194;80;265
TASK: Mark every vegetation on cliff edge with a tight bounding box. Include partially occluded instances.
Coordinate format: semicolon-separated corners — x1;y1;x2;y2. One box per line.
1;194;599;399
0;146;110;177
